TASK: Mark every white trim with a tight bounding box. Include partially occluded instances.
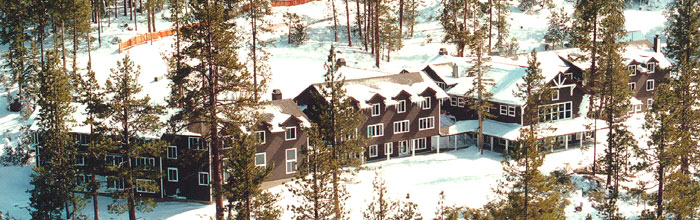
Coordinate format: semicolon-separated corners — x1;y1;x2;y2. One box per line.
648;62;656;72
628;65;637;76
256;131;266;144
167;145;177;159
552;90;559;101
285;127;297;140
136;179;157;193
167;167;179;182
457;97;465;107
367;123;384;137
368;145;378;158
499;105;507;115
397;100;407;113
393;120;410;134
647;99;654;109
450;96;458;106
413;138;427;150
76;155;85;166
422;96;431;110
255;152;267;167
507;105;516;117
646;79;655;91
629;82;636;92
285;148;297;174
384;142;393;155
198;172;210;186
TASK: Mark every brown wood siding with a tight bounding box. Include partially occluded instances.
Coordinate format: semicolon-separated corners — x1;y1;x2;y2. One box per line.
161;134;211;202
629;66;667;111
255;120;307;182
441;99;522;124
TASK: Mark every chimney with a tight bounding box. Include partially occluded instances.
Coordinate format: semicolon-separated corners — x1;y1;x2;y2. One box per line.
336;58;346;68
452;63;459;78
439;48;448;56
271;89;282;100
653;34;661;53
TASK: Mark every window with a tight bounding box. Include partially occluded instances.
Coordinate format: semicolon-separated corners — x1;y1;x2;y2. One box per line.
75;133;89;145
635;104;642;112
75;174;86;186
437;82;446;90
253;131;266;144
285;127;297;140
371;103;381;116
648;62;656;72
647;99;654;109
368;145;378;158
422;97;431;110
418;117;435;130
384;143;393;155
397;100;406;113
255;153;266;167
670;71;677;77
75;155;85;166
552;90;559;101
498;138;506;145
450;96;458;106
457;97;465;107
107;177;125;190
500;105;508;115
223;159;232;182
629;82;636;92
646;79;655;91
167;168;178;182
393;120;410;134
167;146;177;159
286;149;297;174
198;172;209;186
135;157;156;170
413;138;427;150
367;124;384;137
136;179;156;193
628;65;636;75
538;102;573;122
508;106;516;117
106;155;124;167
399;140;410;154
188;137;206;150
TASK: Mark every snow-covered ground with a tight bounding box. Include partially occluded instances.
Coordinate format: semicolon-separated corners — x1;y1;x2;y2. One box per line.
0;0;673;218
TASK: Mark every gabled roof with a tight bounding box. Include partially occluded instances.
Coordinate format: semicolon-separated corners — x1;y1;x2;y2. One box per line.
310;67;449;109
260;99;312;132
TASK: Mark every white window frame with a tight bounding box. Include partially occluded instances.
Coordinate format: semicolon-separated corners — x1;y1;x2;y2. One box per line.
368;145;378;158
418;117;435;130
135;157;156;169
393;120;410;134
437;82;446;90
256;131;266;144
646;79;655;91
285;148;297;174
255;152;266;168
107;177;125;190
422;96;431;110
413;138;427;150
75;174;86;186
367;123;384;138
384;143;393;155
647;99;653;108
635;104;642;112
188;137;205;150
371;103;381;116
167;145;177;159
628;65;637;76
76;155;85;166
198;172;209;186
538;102;573;122
457;97;465;107
500;105;507;115
167;167;178;182
648;62;656;72
285;127;297;141
136;179;156;193
397;100;407;113
629;82;636;92
450;96;457;106
552;90;559;101
508;106;516;117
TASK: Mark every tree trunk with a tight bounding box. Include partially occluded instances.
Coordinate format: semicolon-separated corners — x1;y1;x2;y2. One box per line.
92;177;99;220
591;12;598;177
73;19;78;74
60;22;67;73
147;7;152;32
151;9;156;32
344;0;351;46
399;0;403;37
124;0;127;16
656;131;664;218
488;0;492;50
356;0;364;50
365;0;369;52
332;0;338;42
133;2;138;31
374;0;379;68
251;2;258;101
367;0;372;53
98;2;103;47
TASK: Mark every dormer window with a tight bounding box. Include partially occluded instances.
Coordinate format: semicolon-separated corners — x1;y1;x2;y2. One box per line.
285;127;297;141
628;65;637;76
421;96;431;110
648;62;656;73
397;100;406;113
371;103;381;116
256;131;266;144
552;90;559;101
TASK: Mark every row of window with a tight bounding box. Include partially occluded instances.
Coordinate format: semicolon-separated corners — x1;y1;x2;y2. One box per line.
628;62;657;75
185;128;298;151
367;117;435;138
371;96;432;117
629;80;655;92
253;148;298;174
367;138;428;158
538;102;573;122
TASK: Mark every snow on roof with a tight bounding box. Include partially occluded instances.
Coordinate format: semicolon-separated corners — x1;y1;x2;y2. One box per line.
623;41;673;69
444;59;529;105
260;99;311;132
440;117;607;141
313;68;449;109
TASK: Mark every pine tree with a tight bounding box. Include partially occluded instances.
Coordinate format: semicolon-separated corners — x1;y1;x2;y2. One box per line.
235;0;272;100
543;7;571;50
403;0;423;37
284;12;308;46
517;0;552;13
28;50;82;220
104;54;166;220
223;122;281;220
0;0;31;101
465;20;494;155
68;0;92;74
492;0;513;54
659;0;700;218
439;0;473;57
394;194;422;220
363;174;398;220
378;2;402;62
167;1;261;219
433;191;460;220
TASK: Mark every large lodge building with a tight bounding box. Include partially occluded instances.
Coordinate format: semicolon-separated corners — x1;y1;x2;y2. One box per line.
31;39;671;202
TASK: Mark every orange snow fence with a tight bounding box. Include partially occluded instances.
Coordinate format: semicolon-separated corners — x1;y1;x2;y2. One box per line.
271;0;317;7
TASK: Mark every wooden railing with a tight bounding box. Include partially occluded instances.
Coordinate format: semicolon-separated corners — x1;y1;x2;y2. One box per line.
118;0;318;53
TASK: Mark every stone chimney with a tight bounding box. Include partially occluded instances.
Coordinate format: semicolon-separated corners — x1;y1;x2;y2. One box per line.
439;48;448;56
452;63;459;78
653;34;661;53
272;89;282;100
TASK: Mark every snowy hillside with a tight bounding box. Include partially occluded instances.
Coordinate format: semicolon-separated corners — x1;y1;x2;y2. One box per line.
0;0;676;219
